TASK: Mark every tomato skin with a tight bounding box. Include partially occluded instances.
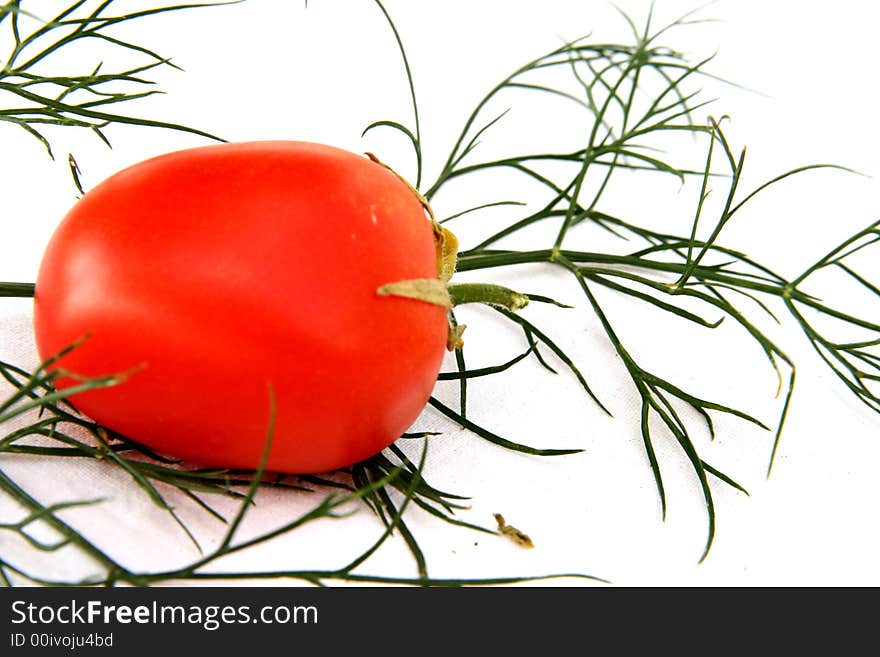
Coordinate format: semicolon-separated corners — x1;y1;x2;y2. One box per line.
34;141;448;473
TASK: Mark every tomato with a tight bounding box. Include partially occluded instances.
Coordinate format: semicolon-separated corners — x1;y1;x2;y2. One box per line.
33;141;449;473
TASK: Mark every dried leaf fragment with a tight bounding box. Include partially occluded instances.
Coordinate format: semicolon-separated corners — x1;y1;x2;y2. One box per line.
494;513;534;549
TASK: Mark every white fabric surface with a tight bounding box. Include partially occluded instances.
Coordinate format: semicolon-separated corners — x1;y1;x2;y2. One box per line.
2;0;880;586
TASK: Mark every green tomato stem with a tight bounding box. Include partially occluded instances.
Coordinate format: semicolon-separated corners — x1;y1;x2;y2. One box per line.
447;282;529;311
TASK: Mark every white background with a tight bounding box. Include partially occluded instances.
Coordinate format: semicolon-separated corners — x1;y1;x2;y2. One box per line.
1;0;879;586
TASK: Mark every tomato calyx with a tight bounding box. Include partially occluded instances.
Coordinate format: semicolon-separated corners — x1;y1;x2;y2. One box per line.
377;278;530;352
435;224;458;282
377;278;451;307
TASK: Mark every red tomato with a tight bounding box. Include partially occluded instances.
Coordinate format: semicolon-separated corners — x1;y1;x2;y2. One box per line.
34;141;448;473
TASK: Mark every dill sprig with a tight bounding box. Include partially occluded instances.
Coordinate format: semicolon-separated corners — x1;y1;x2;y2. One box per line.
410;7;879;561
0;0;233;156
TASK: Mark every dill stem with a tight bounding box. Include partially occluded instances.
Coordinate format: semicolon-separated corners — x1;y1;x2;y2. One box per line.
458;250;793;294
0;282;35;297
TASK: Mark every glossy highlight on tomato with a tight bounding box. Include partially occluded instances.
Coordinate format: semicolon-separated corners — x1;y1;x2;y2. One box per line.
34;141;449;473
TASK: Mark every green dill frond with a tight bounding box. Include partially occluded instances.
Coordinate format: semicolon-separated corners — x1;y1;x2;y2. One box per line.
0;0;235;157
